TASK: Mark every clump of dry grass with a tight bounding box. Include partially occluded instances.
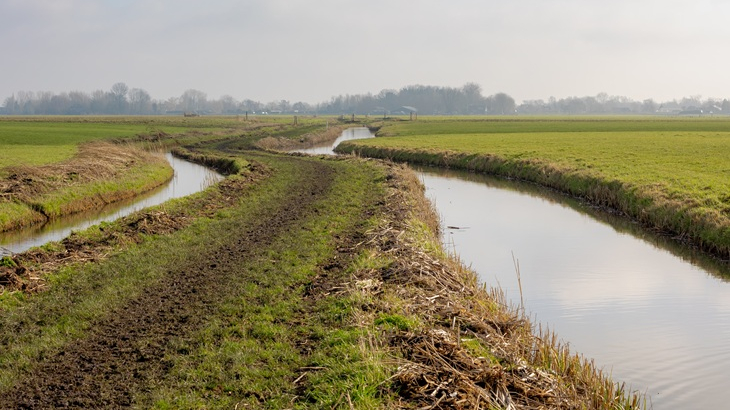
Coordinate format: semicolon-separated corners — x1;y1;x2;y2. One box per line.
0;142;162;201
340;160;645;409
255;125;348;151
0;158;268;296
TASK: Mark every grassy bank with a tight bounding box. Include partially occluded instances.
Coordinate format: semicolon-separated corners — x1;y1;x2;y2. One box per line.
0;117;192;232
0;116;344;232
337;117;730;259
0;118;190;169
0;143;173;232
0;142;643;408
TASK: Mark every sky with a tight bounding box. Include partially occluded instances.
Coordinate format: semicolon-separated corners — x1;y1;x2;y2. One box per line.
2;0;730;105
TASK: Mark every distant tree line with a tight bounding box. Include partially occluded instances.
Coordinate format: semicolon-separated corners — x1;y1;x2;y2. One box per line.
317;83;510;115
0;82;505;116
516;93;730;115
0;83;284;116
2;82;729;116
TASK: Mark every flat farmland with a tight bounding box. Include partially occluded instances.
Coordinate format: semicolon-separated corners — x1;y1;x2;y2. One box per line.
0;117;233;169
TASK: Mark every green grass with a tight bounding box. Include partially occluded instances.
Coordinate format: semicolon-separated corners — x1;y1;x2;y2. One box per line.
0;115;355;167
0;201;44;231
376;115;730;134
0;121;186;168
0;115;337;168
0;150;393;408
339;117;730;258
29;159;174;218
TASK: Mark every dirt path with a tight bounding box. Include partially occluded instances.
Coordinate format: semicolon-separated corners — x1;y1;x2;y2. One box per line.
0;158;334;409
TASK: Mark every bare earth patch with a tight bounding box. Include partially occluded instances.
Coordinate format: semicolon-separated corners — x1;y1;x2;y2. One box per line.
0;142;172;233
0;158;329;409
0;161;268;294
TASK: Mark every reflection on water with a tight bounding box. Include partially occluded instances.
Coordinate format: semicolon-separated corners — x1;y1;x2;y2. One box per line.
291;127;374;155
0;153;224;253
416;166;730;410
427;168;730;280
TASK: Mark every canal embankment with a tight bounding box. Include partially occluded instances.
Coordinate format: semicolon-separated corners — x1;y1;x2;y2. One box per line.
0;143;174;234
0;147;643;408
336;141;730;262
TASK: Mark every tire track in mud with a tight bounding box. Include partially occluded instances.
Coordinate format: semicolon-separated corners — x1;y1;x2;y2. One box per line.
0;157;334;409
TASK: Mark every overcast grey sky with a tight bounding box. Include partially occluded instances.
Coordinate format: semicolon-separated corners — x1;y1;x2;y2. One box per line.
2;0;729;104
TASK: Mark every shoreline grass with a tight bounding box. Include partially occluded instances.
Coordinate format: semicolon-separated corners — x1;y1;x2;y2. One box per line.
344;163;644;408
337;117;730;260
0;143;173;232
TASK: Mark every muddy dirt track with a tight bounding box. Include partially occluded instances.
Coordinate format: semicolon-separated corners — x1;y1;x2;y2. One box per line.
0;158;334;409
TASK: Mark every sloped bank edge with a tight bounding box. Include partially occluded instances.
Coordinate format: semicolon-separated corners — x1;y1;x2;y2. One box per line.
338;159;644;408
0;148;268;295
336;143;729;262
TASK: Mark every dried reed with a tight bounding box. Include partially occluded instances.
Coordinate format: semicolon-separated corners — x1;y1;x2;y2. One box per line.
341;160;644;409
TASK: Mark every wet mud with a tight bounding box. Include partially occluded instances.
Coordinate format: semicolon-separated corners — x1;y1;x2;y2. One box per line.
0;158;332;409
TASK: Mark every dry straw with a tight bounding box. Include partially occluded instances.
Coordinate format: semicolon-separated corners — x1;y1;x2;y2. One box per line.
342;160;644;409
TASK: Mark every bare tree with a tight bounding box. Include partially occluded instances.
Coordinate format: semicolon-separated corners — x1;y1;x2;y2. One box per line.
180;89;207;113
462;82;485;114
128;88;152;114
110;82;129;113
217;94;238;114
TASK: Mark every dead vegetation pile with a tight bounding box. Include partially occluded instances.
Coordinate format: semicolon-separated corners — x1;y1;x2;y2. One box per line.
0;142;163;205
255;125;348;151
339;162;643;409
0;142;172;235
0;161;269;295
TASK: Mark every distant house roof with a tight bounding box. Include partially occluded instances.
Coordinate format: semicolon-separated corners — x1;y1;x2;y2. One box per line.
401;106;418;112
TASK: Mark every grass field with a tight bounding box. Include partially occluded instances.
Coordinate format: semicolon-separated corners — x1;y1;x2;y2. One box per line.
0;120;187;168
0;116;344;232
0;142;644;408
0;115;341;168
338;116;730;258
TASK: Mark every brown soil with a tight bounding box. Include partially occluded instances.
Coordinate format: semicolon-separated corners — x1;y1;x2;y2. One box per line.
0;142;171;232
0;161;269;294
297;163;620;409
0;157;331;409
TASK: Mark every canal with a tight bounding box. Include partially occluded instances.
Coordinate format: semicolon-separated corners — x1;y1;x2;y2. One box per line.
300;127;730;409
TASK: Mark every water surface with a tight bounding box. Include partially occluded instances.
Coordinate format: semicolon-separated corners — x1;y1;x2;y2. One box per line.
417;166;730;410
291;127;374;155
301;126;730;408
1;153;223;254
